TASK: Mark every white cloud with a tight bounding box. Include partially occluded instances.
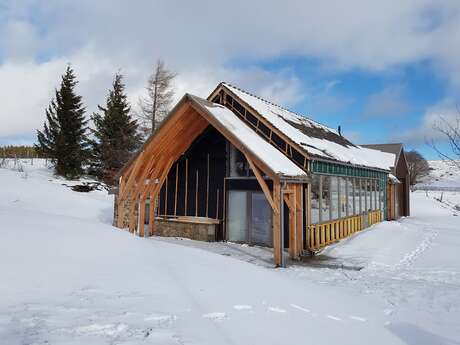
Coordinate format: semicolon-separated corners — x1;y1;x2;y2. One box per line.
395;98;460;145
363;85;412;118
1;0;460;140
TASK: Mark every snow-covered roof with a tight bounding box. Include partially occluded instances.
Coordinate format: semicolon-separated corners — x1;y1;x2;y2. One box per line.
388;174;401;184
219;83;393;171
189;95;307;179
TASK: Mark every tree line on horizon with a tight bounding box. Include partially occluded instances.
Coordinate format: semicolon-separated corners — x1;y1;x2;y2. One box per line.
33;62;176;185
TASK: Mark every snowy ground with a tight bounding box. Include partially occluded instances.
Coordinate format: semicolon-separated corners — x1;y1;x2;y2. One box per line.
1;160;459;344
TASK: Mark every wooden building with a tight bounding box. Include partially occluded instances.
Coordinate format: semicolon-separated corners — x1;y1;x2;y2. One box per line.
113;82;411;266
361;143;410;219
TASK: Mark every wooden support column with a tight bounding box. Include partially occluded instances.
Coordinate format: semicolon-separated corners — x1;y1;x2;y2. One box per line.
272;181;282;267
138;197;146;237
245;154;278;213
128;191;137;233
148;190;155;236
295;184;304;256
116;176;126;228
283;186;297;259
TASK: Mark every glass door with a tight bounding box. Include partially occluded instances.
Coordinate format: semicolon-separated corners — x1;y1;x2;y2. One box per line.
227;191;248;242
250;192;272;246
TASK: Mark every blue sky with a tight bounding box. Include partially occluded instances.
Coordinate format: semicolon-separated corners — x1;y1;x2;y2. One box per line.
1;1;459;160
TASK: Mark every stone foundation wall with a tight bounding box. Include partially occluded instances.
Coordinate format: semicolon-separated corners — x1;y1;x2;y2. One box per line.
114;194;217;241
113;194;139;231
155;218;216;242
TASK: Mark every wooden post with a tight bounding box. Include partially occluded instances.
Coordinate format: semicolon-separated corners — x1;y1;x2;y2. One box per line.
116;176;126;228
295;184;303;256
287;191;296;258
174;163;178;216
273;181;282;266
165;175;168;216
138;197;146;237
149;190;155;236
195;170;199;216
206;153;210;217
128;192;137;233
185;158;188;216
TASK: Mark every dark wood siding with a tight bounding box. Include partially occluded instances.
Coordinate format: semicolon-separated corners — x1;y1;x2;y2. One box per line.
159;126;226;226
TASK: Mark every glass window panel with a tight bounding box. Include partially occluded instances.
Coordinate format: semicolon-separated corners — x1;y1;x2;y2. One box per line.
227;191;248;242
330;176;339;220
322;176;331;222
365;179;371;212
311;175;320;224
250;192;272;246
373;180;378;210
347;178;354;216
356;178;362;214
339;177;347;217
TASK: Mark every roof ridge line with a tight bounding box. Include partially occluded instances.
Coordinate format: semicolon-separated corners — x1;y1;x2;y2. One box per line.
221;81;335;131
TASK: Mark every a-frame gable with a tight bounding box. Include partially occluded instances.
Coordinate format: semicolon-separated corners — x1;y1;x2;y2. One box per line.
208;83;310;171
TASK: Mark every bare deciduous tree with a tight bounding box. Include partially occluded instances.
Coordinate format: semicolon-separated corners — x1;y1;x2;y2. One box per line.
138;60;177;136
429;111;460;169
406;150;430;185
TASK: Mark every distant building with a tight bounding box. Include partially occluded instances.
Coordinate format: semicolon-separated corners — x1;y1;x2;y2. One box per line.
113;83;410;266
361;143;410;219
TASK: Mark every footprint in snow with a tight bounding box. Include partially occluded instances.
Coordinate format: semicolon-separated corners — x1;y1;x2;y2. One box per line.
233;305;252;311
144;314;177;326
202;312;227;321
268;307;286;313
290;304;310;313
350;316;366;322
327;315;342;321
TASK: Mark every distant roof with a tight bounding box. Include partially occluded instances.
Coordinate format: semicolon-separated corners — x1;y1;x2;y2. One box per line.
188;94;307;179
217;83;392;171
360;143;403;156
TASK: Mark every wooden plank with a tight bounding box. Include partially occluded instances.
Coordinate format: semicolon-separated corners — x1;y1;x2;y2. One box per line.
294;186;303;256
206;153;210;217
119;150;144;202
272;181;282;266
185;158;188;216
245;154;278;213
148;190;155;236
116;176;126;228
195;170;199;216
209;86;311;162
174;163;178;216
138;197;146;237
285;192;296;258
128;192;137;233
190;102;278;182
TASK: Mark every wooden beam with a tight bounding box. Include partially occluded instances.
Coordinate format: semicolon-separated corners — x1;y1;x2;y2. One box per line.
283;189;297;259
245;153;278;213
119;150;144;202
116;176;126;228
295;184;304;255
272;181;282;267
174;163;179;216
148;190;155;236
138;197;146;237
185;158;188;216
189;102;278;182
128;191;137;233
206;153;210;217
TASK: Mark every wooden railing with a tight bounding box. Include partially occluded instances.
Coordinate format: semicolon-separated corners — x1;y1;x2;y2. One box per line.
308;210;383;251
368;210;383;226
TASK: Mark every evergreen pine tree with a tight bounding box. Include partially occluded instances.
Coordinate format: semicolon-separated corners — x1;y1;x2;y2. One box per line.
35;66;89;178
91;73;142;185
